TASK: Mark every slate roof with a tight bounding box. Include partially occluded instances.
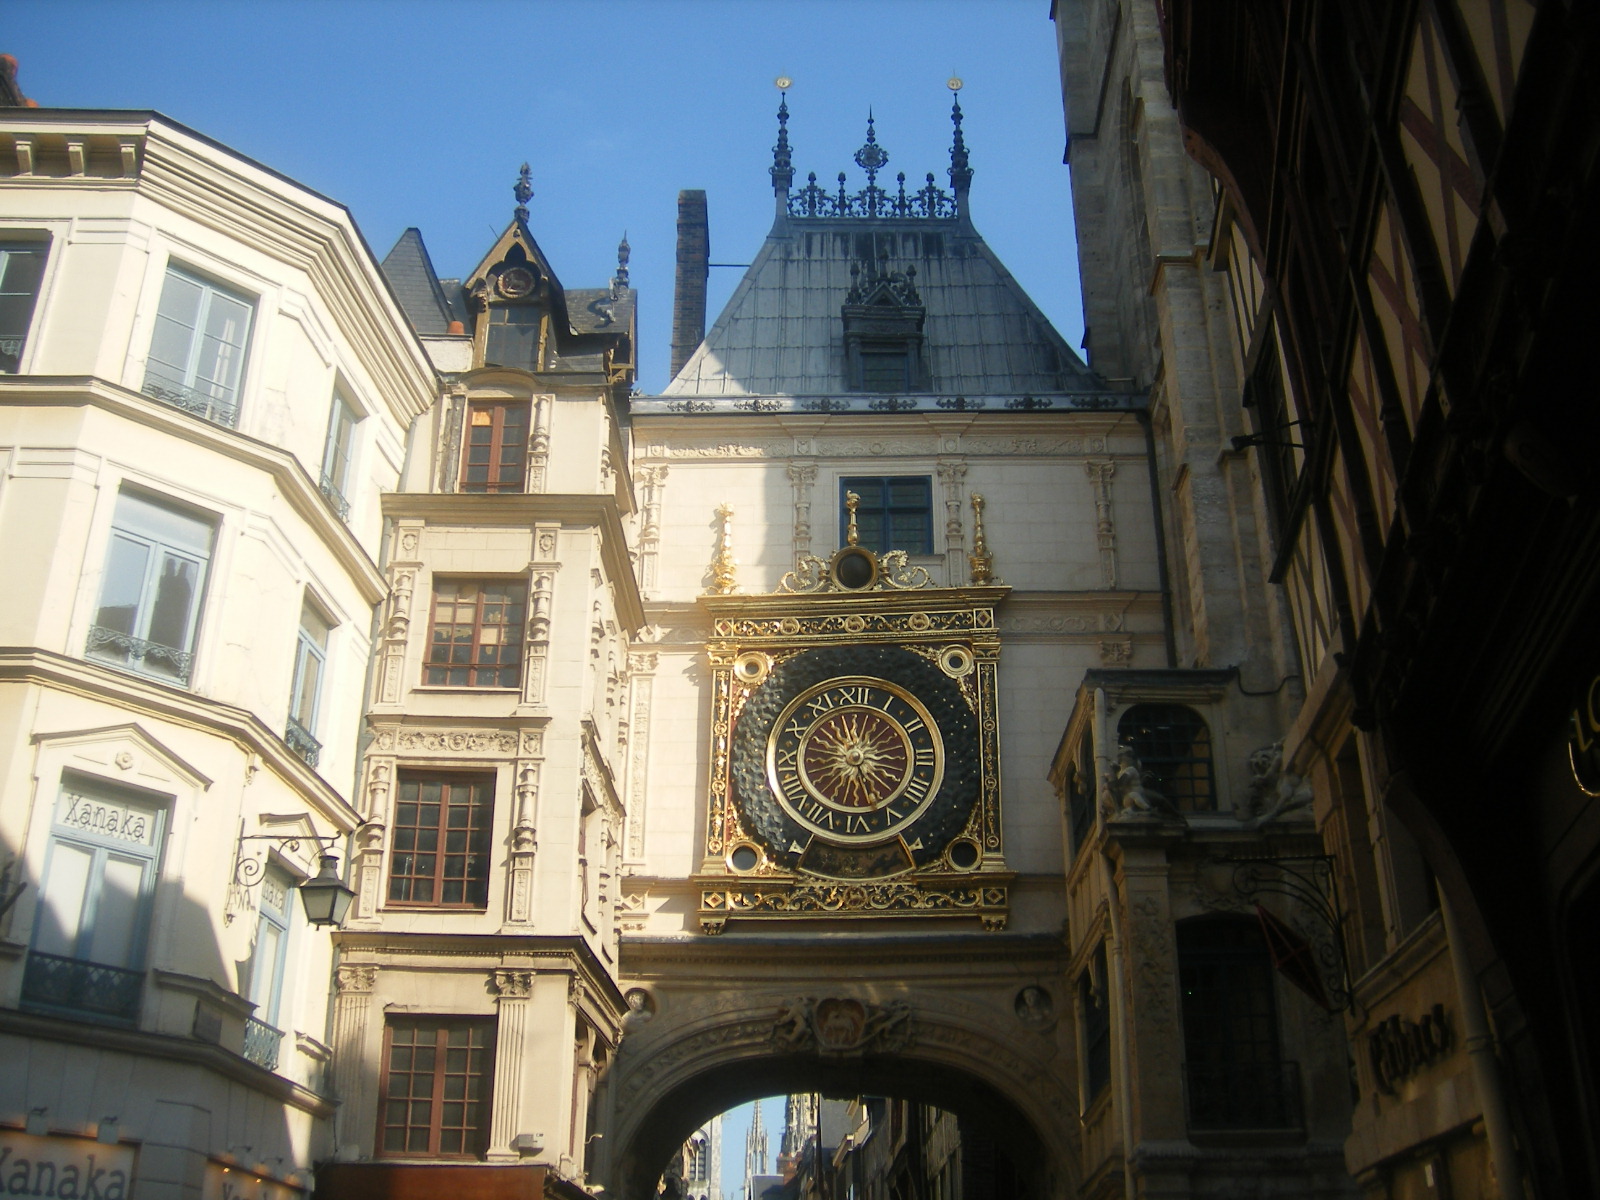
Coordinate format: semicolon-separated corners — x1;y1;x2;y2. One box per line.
657;218;1108;404
381;228;454;335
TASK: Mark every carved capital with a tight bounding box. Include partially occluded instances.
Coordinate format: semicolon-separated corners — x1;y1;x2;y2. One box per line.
337;964;378;994
492;970;535;999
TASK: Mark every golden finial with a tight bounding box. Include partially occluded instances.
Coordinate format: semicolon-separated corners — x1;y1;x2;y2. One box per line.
969;492;997;584
708;502;739;594
845;491;862;547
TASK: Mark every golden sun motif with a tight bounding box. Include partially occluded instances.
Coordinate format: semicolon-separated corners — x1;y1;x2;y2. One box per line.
801;710;910;809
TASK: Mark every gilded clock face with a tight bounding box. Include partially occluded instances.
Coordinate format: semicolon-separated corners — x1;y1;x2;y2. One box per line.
767;677;944;844
730;645;980;879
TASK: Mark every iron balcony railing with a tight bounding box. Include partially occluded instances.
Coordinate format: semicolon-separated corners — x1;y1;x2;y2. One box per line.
318;472;351;522
1183;1060;1303;1132
141;378;241;429
243;1015;285;1071
86;625;194;684
284;716;322;769
21;950;144;1025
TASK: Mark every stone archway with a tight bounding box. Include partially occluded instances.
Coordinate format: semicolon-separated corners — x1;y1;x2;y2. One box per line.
592;937;1078;1200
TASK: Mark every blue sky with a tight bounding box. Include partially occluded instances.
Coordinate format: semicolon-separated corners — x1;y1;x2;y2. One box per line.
7;0;1083;394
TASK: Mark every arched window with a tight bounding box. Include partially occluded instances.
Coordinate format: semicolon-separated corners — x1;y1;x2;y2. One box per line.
1177;917;1300;1131
1116;703;1216;812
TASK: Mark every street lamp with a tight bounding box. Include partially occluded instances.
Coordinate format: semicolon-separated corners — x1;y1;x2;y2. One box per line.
232;824;356;928
294;853;356;928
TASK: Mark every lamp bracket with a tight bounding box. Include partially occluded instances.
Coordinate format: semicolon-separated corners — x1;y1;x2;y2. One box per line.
1202;853;1352;1012
233;830;340;887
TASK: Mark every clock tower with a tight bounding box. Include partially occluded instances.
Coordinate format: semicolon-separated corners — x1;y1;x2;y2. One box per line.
695;497;1011;932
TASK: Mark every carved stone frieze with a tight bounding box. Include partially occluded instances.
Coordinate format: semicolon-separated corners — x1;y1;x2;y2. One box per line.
771;996;915;1056
387;728;520;754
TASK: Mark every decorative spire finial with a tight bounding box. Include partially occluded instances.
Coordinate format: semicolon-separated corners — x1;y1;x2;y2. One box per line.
771;77;794;195
948;81;972;201
845;491;861;547
514;163;533;222
708;503;739;595
612;232;631;293
853;112;888;188
969;492;998;584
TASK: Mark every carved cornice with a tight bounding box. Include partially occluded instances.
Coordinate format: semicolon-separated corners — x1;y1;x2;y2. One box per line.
619;930;1067;974
379;492;645;633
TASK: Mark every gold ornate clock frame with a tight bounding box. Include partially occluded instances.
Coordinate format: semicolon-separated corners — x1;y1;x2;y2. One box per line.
695;536;1012;933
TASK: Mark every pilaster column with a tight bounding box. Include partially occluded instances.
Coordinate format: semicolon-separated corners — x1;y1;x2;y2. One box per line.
527;395;553;493
1086;460;1119;588
624;651;658;864
788;459;818;562
487;970;535;1160
506;752;541;925
524;529;559;707
377;526;422;705
936;459;967;585
331;964;378;1148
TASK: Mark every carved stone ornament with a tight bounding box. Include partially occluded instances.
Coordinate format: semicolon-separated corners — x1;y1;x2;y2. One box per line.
492;970;535;999
1245;741;1315;822
395;729;520;754
1103;744;1180;819
771;996;914;1056
336;964;378;993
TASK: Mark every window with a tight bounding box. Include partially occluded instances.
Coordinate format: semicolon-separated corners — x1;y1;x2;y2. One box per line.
859;347;910;393
24;781;165;1024
424;579;525;687
0;242;47;373
387;772;494;908
242;866;291;1069
87;490;215;686
1116;704;1216;812
142;265;253;428
320;391;358;520
287;600;330;767
459;400;529;494
1079;946;1111;1104
839;476;933;555
1178;917;1300;1131
379;1017;495;1158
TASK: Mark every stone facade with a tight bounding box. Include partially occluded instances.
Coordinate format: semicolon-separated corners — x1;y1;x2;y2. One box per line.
0;111;433;1198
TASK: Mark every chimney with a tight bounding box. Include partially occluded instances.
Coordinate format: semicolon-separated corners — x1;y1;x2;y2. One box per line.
670;190;709;380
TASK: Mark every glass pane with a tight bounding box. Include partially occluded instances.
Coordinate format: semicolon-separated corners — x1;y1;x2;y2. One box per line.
300;602;331;648
117;491;214;556
196;289;252;402
146;270;204;388
87;852;147;968
95;535;151;636
250;918;284;1016
146;553;199;651
34;840;94;958
323;397;356;488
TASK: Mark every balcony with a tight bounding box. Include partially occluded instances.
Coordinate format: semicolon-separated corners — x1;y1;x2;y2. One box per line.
1183;1060;1303;1132
141;378;241;429
86;625;193;685
243;1014;285;1071
21;950;144;1025
319;471;351;522
285;716;322;768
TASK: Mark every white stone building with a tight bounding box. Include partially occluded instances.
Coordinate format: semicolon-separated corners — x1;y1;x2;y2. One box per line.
0;111;433;1198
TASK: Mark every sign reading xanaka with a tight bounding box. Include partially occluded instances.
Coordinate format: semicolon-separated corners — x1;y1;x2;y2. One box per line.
0;1132;136;1199
202;1162;302;1200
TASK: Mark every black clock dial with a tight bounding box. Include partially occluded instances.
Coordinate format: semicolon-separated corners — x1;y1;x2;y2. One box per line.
730;644;980;877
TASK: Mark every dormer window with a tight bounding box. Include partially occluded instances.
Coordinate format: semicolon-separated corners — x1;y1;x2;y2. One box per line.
841;245;926;393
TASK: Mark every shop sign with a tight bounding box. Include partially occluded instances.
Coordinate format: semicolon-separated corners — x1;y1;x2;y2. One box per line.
1568;673;1600;794
1369;1003;1454;1095
202;1162;301;1200
0;1131;135;1199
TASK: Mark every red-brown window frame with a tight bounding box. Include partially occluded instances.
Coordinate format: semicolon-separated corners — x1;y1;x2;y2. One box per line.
387;771;495;909
459;400;529;493
377;1016;495;1159
424;578;525;688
